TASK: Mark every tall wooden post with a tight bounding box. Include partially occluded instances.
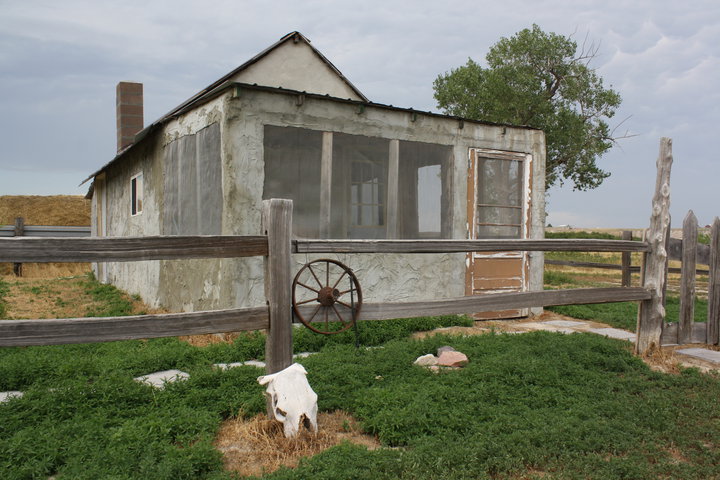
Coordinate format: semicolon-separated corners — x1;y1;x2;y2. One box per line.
678;211;698;344
708;217;720;345
13;217;24;277
262;199;294;374
636;138;673;355
621;230;632;287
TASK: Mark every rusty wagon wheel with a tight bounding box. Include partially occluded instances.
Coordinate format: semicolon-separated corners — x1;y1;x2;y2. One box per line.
292;259;362;335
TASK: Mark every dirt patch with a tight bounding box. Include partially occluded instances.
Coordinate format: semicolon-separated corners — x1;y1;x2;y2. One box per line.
214;411;380;477
1;195;91;277
0;275;161;320
179;332;243;347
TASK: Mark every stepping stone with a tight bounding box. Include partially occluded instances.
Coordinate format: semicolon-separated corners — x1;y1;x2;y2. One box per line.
542;320;589;328
214;360;266;370
437;346;457;355
676;348;720;364
134;369;189;389
293;352;316;359
242;360;267;368
0;391;23;403
587;328;636;342
513;322;574;333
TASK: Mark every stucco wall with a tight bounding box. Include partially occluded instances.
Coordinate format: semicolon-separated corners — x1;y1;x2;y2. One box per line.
231;41;362;101
97;87;545;314
99;135;163;307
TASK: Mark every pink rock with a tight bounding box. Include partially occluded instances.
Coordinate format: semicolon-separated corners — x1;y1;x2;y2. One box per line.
437;351;468;367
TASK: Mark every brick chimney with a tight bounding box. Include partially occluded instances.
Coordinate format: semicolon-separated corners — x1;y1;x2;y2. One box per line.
116;81;144;152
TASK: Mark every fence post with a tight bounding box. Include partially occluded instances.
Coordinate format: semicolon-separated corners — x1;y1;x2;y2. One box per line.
708;217;720;345
621;230;632;287
679;211;698;344
262;199;294;374
636;138;673;355
13;217;24;277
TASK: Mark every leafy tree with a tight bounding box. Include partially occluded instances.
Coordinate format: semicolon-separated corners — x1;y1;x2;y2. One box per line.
433;25;622;190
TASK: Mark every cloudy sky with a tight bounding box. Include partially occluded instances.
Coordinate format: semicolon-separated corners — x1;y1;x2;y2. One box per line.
1;0;718;228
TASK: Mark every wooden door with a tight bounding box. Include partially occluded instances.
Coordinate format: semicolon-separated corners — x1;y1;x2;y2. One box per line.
466;149;531;319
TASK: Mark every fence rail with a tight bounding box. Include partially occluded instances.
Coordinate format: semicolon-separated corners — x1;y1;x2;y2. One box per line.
0;225;91;238
0;139;716;363
0;235;268;263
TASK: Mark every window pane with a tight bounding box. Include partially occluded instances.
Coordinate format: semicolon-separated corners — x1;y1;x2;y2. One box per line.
263;126;322;238
476;155;524;239
477;158;522;207
398;140;451;239
477;206;522;226
331;132;389;239
477;225;521;239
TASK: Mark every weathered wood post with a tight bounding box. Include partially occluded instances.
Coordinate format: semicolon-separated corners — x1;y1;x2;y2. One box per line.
708;217;720;345
13;217;24;277
621;230;632;287
262;199;294;374
636;138;673;355
678;210;698;344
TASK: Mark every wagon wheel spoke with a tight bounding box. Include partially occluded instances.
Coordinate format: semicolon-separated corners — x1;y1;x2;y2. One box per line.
296;281;319;294
331;304;350;325
308;304;322;323
331;270;348;290
307;265;323;288
295;298;318;306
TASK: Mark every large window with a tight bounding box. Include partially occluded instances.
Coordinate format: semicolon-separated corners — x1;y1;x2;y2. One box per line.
476;155;525;239
331;133;389;239
163;123;222;235
262;126;323;238
262;126;451;239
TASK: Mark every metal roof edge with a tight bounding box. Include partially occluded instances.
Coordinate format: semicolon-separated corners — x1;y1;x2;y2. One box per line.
81;81;540;185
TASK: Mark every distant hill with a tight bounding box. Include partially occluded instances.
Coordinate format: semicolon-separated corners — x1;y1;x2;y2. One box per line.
0;195;90;226
1;195;91;278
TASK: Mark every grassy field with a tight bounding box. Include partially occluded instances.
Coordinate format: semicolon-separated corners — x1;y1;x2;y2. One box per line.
1;228;719;479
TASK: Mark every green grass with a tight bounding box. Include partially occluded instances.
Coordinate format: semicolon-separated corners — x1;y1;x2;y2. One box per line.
3;330;720;479
0;278;8;318
81;273;136;317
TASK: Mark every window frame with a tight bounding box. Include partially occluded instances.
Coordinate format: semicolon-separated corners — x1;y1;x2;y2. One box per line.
130;172;143;217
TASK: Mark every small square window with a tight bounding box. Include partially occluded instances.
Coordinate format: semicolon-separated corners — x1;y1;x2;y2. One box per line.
131;173;143;216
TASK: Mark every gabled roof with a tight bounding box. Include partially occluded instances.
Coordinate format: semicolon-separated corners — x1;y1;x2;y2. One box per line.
82;31;367;185
161;31;368;120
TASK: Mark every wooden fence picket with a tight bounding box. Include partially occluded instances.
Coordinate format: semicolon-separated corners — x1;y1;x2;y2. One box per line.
636;138;673;354
678;211;698;344
708;217;720;345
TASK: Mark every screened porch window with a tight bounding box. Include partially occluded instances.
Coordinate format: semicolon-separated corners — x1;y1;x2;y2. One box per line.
350;160;385;228
262;126;450;239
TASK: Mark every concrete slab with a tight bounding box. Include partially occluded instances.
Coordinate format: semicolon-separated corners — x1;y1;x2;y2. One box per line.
542;320;590;328
134;369;189;389
676;348;720;364
588;328;636;342
0;391;23;403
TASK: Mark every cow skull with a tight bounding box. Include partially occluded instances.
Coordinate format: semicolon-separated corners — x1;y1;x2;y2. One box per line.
257;363;318;438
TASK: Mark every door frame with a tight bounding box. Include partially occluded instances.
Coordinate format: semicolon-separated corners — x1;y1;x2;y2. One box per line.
465;148;532;317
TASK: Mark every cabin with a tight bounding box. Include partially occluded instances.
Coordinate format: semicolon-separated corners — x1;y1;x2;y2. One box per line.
84;31;546;318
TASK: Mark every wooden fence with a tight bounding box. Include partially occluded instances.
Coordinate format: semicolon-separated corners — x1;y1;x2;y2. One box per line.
0;139;717;367
0;217;91;277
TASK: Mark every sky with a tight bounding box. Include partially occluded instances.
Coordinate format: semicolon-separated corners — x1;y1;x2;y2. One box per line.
1;0;718;228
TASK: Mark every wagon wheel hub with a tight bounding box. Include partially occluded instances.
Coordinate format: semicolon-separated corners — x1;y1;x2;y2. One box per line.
318;286;341;306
